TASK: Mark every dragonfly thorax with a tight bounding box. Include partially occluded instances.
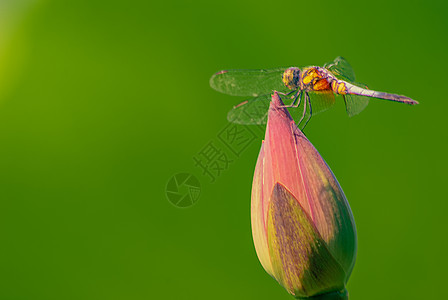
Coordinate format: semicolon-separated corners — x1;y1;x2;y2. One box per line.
282;67;301;90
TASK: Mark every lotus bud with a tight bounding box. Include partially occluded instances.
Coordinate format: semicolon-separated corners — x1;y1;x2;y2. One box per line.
251;92;357;299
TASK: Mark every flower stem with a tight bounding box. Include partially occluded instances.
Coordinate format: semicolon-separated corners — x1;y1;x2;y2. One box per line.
296;289;348;300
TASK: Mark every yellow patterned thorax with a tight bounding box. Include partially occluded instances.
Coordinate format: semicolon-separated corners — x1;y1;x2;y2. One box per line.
301;68;319;85
302;67;330;91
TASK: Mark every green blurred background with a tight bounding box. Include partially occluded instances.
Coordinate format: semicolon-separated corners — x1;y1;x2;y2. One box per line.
0;0;447;299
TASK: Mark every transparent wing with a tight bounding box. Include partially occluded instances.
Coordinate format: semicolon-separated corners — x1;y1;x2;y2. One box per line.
210;68;289;97
227;95;272;125
343;81;370;117
323;56;356;82
343;95;369;117
307;90;336;116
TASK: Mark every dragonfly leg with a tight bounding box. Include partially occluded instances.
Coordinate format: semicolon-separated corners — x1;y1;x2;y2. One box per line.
301;93;313;130
297;92;308;127
291;90;302;107
277;90;295;97
280;90;302;108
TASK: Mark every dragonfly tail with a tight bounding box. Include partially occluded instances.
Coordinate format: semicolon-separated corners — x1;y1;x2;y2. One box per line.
344;82;419;105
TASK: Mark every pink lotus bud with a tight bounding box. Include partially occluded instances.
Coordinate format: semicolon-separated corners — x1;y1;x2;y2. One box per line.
251;92;357;299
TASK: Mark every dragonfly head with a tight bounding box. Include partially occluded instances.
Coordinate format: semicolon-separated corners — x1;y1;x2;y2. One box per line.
282;67;301;90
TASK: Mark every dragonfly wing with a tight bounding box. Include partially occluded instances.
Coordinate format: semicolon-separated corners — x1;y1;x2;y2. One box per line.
210;68;289;97
324;56;356;82
227;94;271;125
307;90;336;116
343;94;369;117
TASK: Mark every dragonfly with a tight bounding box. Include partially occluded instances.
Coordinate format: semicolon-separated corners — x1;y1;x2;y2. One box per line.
210;57;418;128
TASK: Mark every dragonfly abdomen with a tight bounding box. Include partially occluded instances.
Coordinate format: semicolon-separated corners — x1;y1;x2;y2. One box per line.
343;81;419;105
331;80;348;95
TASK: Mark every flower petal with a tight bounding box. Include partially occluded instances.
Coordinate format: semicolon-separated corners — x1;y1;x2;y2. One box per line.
251;142;274;276
267;182;346;298
294;129;357;276
262;95;311;233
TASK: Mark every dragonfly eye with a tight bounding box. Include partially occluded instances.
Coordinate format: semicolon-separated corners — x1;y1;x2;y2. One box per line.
282;67;301;90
